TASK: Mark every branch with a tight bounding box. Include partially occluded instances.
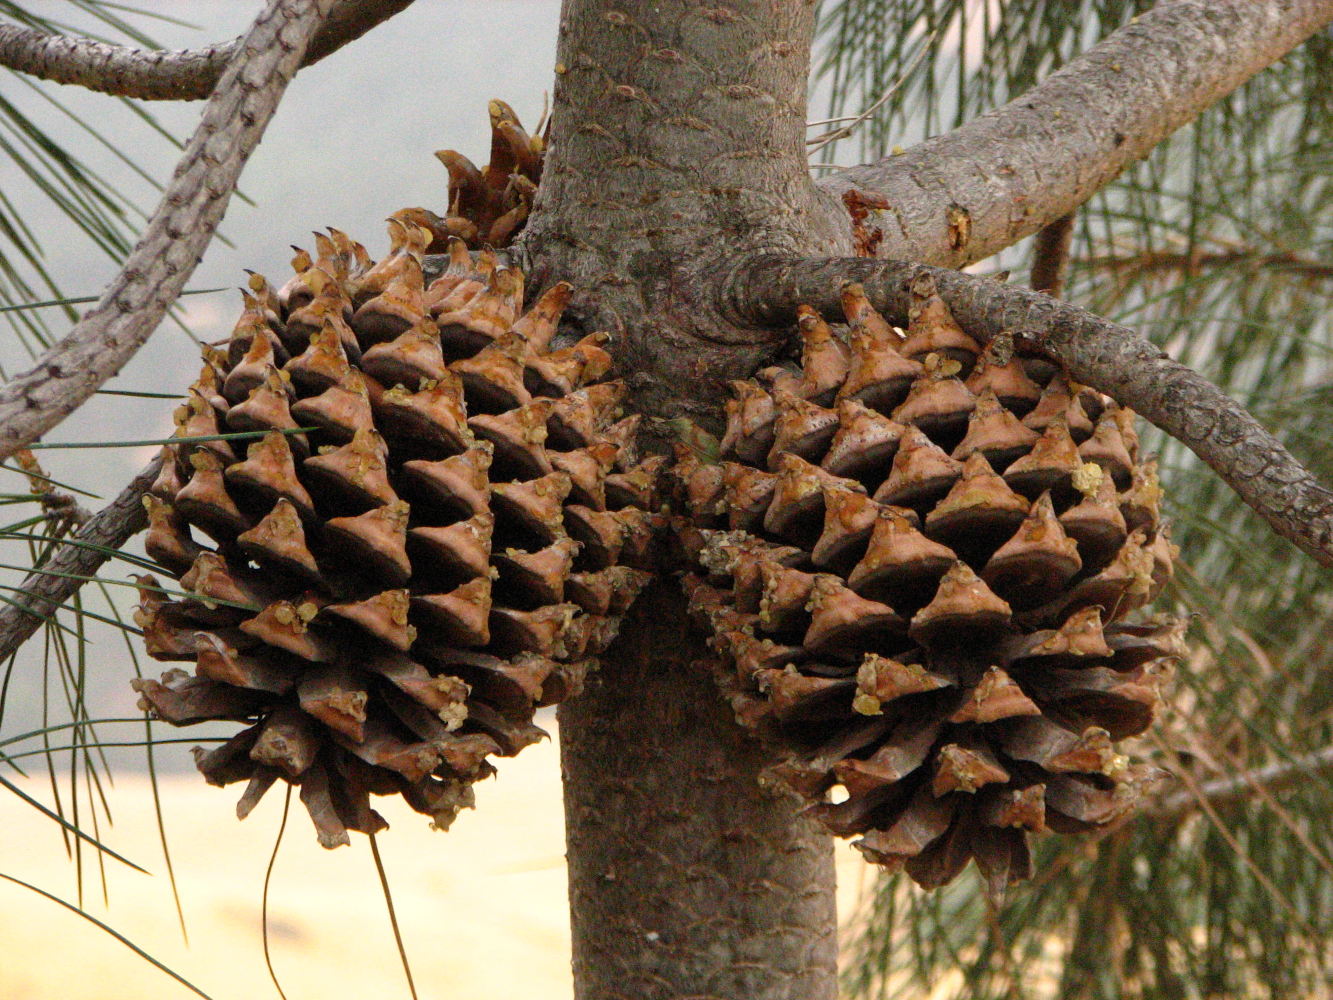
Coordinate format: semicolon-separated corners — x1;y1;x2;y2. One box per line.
1150;745;1333;821
1080;248;1333;280
1029;213;1075;298
0;0;411;101
0;457;160;663
0;0;333;464
723;254;1333;568
817;0;1333;267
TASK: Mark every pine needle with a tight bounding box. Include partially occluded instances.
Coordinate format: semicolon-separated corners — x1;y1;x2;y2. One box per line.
0;771;146;873
261;785;293;1000
369;830;420;1000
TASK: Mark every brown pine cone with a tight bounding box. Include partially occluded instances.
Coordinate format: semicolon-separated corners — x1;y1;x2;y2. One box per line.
673;276;1184;895
133;224;659;847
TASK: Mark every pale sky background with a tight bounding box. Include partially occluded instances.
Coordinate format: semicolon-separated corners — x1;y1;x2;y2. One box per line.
0;6;882;998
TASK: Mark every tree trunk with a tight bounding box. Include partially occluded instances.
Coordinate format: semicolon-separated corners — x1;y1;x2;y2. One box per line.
523;0;848;995
520;0;850;426
559;583;839;999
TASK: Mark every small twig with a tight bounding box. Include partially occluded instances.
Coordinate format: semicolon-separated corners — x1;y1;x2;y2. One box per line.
0;457;160;664
1080;247;1333;280
1030;212;1076;298
1150;744;1333;821
805;32;934;154
11;449;91;532
0;0;412;101
723;253;1333;567
0;0;334;464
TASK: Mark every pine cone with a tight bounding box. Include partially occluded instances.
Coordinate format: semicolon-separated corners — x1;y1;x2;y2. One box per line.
133;225;658;847
675;276;1184;895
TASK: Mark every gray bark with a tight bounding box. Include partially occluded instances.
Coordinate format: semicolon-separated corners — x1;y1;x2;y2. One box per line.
724;254;1333;567
0;0;334;463
560;583;838;1000
0;0;411;101
517;0;851;426
818;0;1333;268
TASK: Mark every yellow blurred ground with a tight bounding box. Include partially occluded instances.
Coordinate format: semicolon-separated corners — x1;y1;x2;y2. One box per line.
1;724;871;999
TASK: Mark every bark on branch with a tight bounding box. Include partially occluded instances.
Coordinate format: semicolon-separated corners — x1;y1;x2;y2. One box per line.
0;457;160;663
1150;745;1333;821
723;254;1333;568
818;0;1333;268
0;0;410;101
0;0;333;464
